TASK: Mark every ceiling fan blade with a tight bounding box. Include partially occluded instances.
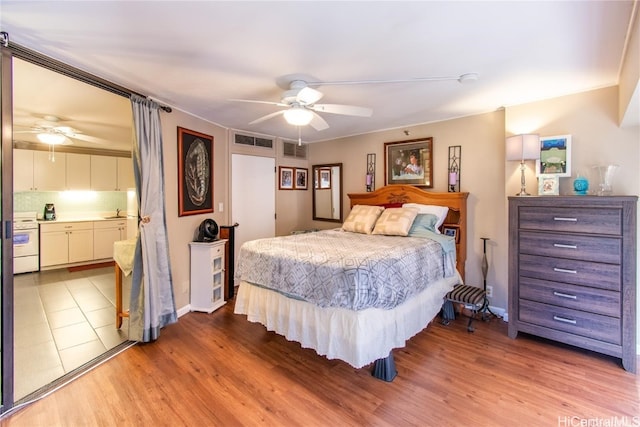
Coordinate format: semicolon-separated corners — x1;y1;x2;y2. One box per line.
309;112;329;131
230;99;288;107
69;133;105;144
311;104;373;117
296;87;323;105
305;73;478;87
249;110;286;125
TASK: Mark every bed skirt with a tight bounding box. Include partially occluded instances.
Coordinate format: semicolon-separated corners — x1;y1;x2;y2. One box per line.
233;273;459;369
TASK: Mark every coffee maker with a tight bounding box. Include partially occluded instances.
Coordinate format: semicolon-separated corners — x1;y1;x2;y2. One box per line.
43;203;56;221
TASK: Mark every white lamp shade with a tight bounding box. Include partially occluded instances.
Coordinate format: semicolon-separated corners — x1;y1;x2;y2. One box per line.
37;132;66;145
506;134;540;161
283;107;313;126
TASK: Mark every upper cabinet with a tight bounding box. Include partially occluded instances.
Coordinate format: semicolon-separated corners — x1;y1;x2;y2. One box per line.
13;149;133;192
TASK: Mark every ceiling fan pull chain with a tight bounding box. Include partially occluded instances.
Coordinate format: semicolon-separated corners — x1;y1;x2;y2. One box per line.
298;126;302;146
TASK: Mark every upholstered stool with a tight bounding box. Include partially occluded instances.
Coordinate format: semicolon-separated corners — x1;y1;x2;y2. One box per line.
442;284;486;332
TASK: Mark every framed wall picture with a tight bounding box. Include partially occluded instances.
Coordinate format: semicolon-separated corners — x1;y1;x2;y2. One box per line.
177;127;214;217
319;168;331;189
538;175;560;195
384;137;433;187
279;166;294;190
536;135;571;177
294;168;308;190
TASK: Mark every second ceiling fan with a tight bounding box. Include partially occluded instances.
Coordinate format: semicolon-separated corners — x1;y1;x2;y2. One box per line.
232;73;478;131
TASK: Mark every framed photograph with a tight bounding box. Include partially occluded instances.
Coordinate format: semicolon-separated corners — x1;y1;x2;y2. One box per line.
442;226;459;242
319;169;331;189
177;127;213;217
536;135;571;177
294;168;308;190
538;175;560;195
279;166;294;190
384;137;433;187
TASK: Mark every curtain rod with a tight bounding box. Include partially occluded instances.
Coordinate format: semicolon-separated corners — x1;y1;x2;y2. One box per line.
1;33;172;112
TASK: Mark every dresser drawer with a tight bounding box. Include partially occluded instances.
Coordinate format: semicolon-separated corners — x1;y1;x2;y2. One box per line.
520;254;620;291
519;299;621;345
519;276;620;317
519;207;622;235
519;231;621;264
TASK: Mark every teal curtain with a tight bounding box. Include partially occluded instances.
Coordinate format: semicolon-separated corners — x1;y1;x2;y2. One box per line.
129;94;177;342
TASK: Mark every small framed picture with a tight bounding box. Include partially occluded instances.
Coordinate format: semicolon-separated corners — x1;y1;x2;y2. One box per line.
538;175;560;195
279;166;294;190
536;135;571;177
319;169;331;189
294;168;308;190
442;226;459;242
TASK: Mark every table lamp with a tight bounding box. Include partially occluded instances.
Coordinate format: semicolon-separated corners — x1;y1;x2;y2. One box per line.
506;134;540;196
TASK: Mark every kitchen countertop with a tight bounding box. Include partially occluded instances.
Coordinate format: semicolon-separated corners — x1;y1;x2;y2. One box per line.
38;215;134;224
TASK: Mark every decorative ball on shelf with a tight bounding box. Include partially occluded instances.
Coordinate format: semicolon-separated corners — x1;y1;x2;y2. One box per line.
573;174;589;195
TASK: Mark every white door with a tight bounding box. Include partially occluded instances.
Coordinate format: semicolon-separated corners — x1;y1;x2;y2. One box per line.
231;154;275;265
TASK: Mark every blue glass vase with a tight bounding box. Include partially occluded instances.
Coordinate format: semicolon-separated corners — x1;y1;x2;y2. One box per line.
573;175;589;195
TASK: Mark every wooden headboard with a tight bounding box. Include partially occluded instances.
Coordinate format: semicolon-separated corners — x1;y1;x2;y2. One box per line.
347;185;469;281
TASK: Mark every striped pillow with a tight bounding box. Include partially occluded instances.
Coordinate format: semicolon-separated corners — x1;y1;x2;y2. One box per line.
342;205;384;234
372;207;419;236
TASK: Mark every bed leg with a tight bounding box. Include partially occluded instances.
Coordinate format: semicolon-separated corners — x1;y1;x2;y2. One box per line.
372;353;397;382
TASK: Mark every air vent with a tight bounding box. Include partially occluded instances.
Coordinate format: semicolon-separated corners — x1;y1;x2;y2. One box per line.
234;133;274;149
283;141;307;159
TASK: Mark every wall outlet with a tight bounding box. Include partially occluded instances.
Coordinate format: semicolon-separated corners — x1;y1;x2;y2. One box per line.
486;285;493;298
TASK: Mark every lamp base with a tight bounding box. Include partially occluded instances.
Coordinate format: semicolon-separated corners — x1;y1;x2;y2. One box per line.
515;190;531;196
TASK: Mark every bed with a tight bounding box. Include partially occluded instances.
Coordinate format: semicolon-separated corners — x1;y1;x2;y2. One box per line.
234;185;469;380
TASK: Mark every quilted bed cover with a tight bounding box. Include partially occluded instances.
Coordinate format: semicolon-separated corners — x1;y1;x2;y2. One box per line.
234;229;456;311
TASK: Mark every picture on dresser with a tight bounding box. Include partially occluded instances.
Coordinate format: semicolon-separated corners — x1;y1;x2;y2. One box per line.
538;175;559;195
536;134;571;177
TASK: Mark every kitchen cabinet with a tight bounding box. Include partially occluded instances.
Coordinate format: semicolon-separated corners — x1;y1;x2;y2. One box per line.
117;157;135;190
93;219;127;260
40;221;94;268
34;151;66;191
189;240;227;313
66;153;91;190
14;149;35;191
91;155;117;190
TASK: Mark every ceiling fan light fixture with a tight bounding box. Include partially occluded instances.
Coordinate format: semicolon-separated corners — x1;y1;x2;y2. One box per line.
284;107;313;126
37;132;66;145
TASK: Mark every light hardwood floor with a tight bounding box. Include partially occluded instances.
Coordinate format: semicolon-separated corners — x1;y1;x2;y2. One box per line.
1;299;638;426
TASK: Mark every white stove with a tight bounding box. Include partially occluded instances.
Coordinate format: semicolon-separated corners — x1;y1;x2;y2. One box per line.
13;212;39;274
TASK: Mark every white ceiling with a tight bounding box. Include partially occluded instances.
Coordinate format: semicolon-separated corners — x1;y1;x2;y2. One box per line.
2;1;637;149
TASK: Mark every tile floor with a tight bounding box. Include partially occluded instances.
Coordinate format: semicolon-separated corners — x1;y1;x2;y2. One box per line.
13;266;131;400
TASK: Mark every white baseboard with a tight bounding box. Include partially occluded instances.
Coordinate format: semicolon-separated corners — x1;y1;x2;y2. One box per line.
176;305;190;318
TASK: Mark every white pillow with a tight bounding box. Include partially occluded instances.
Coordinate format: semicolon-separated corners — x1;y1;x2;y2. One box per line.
402;203;449;234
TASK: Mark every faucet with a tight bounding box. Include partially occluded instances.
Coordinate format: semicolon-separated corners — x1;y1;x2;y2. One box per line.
116;208;121;217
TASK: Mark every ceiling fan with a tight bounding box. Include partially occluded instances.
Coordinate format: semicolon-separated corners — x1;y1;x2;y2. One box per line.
14;115;100;145
232;73;478;130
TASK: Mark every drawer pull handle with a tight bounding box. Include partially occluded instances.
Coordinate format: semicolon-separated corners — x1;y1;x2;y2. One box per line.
553;267;577;274
553;217;577;222
553;315;577;325
553;291;577;300
553;243;577;249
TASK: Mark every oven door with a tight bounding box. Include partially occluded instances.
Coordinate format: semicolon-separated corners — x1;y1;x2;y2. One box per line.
13;228;39;257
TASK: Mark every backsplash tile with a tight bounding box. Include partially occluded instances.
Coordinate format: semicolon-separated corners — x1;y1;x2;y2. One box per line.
14;191;128;217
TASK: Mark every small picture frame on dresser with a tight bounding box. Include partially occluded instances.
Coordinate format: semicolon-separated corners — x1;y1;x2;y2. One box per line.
538;176;559;195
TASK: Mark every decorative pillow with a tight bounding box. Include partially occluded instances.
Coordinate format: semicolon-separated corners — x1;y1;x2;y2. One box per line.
342;205;384;234
407;213;440;237
402;203;449;234
372;207;419;236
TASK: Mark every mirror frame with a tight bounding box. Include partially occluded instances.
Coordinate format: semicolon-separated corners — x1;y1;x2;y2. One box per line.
312;163;343;223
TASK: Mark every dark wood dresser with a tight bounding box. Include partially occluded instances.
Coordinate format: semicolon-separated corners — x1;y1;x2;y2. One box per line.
508;196;637;373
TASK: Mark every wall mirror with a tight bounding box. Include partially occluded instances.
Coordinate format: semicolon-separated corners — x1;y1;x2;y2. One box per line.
312;163;343;222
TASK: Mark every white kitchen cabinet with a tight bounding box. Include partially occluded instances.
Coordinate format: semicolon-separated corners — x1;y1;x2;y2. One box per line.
14;149;35;191
66;153;91;190
34;151;66;191
93;219;127;260
91;155;117;190
117;157;135;190
40;221;94;268
189;240;227;313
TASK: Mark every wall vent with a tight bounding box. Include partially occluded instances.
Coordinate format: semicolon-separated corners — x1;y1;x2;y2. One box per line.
234;133;274;149
283;141;307;159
